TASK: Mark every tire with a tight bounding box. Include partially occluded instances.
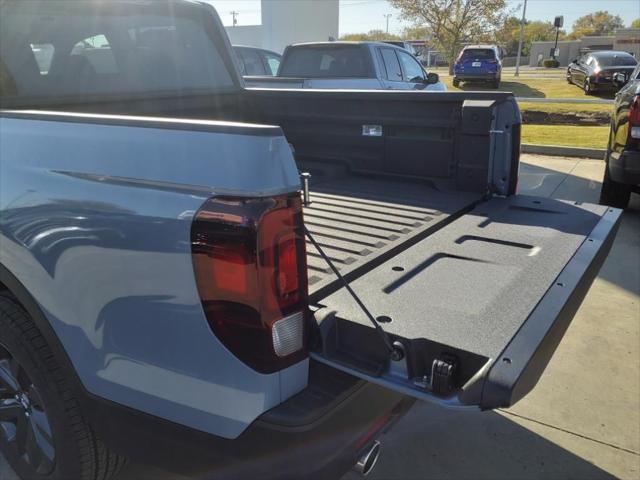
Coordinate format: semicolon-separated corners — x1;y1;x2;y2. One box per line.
599;163;631;209
492;79;500;89
0;295;126;480
452;78;460;88
584;80;595;95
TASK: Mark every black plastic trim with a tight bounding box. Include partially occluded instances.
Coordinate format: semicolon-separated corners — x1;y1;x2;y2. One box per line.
481;206;622;409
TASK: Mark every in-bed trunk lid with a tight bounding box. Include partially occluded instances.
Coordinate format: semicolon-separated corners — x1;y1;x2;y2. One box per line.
309;195;621;409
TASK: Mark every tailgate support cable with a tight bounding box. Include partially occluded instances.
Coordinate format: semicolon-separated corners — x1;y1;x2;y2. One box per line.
300;174;402;361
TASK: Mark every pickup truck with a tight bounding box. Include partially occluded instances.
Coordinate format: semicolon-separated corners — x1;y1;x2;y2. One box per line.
243;41;447;91
0;1;621;480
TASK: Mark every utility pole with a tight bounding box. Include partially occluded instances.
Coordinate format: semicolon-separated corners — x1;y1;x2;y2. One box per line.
515;0;527;77
231;11;238;27
383;14;392;35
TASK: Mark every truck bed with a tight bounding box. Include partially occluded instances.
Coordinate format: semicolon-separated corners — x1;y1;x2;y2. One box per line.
304;169;481;300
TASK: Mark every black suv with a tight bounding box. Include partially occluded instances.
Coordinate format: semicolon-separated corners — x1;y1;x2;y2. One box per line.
600;64;640;208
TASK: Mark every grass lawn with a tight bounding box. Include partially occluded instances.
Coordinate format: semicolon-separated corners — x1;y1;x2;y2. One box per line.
522;125;609;149
440;75;614;100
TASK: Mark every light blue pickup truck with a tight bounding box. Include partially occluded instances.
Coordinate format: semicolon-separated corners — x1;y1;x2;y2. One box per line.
0;1;620;480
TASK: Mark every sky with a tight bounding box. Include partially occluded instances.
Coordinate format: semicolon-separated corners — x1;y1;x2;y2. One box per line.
207;0;640;35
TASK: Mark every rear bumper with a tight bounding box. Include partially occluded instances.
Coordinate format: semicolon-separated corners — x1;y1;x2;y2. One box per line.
610;149;640;185
454;73;499;81
82;361;413;480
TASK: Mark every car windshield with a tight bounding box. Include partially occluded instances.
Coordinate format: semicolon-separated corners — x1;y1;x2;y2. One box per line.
0;0;234;100
461;49;495;60
279;45;371;78
595;54;637;67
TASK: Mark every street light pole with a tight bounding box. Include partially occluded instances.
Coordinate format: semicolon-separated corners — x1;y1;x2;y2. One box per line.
515;0;527;77
383;14;392;35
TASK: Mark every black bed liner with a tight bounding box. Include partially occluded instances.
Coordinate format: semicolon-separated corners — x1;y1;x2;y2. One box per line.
309;193;621;409
304;171;481;301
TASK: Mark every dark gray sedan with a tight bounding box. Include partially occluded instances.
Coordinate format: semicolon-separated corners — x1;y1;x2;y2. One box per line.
567;51;637;95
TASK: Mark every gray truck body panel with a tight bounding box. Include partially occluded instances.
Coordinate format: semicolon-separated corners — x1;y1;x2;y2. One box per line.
0;112;306;439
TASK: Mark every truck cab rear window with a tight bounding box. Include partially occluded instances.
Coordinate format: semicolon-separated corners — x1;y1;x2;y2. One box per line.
0;1;234;99
280;46;372;78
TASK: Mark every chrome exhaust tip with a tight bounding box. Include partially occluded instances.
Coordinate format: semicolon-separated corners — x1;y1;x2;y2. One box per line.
353;440;381;476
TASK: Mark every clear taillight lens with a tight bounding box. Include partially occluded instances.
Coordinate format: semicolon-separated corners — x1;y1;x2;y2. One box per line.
191;194;308;373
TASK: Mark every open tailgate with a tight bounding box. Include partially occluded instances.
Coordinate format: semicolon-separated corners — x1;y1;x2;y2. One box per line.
310;195;621;410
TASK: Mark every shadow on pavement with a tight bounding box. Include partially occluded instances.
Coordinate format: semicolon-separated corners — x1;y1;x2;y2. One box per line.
342;403;618;480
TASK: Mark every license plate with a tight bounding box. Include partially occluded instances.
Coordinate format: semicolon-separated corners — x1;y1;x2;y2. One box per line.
472;62;481;67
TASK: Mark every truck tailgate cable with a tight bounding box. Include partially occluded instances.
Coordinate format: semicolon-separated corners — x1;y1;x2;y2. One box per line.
300;173;402;361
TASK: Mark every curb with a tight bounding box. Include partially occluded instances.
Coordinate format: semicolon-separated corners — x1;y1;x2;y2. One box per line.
517;97;614;105
522;144;606;160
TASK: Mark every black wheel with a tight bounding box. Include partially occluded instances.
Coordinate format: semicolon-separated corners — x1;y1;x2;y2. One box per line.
584;80;595;95
0;295;126;480
600;162;631;209
492;79;500;89
452;78;460;88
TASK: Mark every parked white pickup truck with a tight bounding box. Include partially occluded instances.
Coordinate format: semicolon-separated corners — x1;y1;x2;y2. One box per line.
244;41;447;91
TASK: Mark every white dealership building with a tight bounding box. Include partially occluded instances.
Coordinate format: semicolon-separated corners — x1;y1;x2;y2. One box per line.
223;0;339;54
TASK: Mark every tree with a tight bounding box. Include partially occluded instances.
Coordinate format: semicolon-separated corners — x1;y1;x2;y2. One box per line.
631;19;640;29
570;11;624;38
388;0;510;73
492;17;563;57
402;25;431;40
340;29;402;41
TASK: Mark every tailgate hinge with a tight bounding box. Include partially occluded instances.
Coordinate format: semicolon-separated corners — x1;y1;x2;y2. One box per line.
413;355;458;396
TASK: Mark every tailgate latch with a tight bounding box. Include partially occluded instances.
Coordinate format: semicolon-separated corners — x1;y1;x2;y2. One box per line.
413;355;458;396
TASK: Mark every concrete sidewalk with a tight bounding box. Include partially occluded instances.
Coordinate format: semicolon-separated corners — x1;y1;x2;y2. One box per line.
2;155;638;480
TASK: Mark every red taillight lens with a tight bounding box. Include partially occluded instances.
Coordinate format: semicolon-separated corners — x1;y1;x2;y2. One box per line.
191;194;308;373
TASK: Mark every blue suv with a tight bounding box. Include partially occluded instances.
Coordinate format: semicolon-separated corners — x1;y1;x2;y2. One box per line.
453;45;502;89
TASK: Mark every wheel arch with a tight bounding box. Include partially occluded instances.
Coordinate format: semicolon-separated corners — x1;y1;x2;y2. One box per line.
0;262;85;398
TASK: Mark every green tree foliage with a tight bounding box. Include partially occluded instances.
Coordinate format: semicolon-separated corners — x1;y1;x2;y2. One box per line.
494;17;562;56
570;11;624;38
340;29;402;41
388;0;509;73
402;25;431;40
630;19;640;29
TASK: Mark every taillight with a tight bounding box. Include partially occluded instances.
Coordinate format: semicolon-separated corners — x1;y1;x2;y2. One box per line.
630;95;640;140
191;194;308;373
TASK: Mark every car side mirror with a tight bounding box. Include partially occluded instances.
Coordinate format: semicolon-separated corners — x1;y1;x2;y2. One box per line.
425;72;439;85
613;72;628;87
572;58;578;64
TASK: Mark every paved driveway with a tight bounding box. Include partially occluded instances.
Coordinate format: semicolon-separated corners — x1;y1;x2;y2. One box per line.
2;155;639;480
